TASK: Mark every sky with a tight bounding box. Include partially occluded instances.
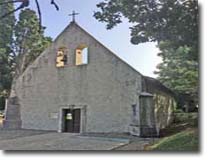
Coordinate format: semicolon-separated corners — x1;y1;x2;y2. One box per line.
17;0;162;78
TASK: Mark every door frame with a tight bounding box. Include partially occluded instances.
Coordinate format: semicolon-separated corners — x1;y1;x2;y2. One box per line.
58;105;87;133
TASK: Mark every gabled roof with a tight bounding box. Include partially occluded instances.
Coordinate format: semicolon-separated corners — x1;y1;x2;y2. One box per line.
143;76;175;97
54;21;144;77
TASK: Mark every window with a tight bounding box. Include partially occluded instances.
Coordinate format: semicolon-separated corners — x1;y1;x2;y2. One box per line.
75;44;88;65
56;47;67;68
132;104;137;116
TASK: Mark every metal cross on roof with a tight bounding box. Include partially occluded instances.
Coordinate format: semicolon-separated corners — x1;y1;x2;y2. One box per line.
69;10;79;22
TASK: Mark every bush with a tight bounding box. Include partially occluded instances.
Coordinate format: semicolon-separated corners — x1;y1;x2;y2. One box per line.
174;108;184;113
174;112;198;127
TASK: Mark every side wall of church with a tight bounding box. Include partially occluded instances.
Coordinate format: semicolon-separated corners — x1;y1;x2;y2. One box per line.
142;78;176;134
153;93;176;133
14;23;143;133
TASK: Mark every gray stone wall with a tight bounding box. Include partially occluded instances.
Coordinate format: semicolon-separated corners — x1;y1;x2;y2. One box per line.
13;22;143;133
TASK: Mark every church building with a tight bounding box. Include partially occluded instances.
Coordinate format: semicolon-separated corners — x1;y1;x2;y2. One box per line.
3;21;176;137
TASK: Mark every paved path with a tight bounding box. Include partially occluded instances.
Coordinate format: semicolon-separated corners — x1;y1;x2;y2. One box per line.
0;131;128;150
0;129;51;141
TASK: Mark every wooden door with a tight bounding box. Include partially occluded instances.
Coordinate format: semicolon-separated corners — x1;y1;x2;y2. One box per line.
64;109;74;132
64;109;81;133
73;109;81;133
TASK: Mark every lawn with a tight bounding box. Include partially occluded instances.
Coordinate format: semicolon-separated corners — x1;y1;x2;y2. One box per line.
145;112;199;151
147;128;198;151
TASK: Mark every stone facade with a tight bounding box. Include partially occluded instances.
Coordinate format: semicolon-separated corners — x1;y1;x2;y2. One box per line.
4;22;176;137
142;76;176;135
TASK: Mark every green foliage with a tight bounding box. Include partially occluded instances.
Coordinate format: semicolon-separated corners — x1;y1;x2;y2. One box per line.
174;112;198;126
0;0;16;106
0;0;16;49
0;6;52;110
154;41;198;102
94;0;198;59
14;9;52;75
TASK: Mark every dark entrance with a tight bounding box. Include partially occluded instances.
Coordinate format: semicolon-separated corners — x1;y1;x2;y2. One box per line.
63;109;81;133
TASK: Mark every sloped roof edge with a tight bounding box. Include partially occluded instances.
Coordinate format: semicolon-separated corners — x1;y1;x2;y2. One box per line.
143;76;176;97
54;21;144;77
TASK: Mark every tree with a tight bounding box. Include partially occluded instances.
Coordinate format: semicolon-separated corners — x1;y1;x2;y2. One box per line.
154;41;198;109
14;9;52;76
94;0;198;60
0;0;16;110
0;8;52;110
155;42;199;112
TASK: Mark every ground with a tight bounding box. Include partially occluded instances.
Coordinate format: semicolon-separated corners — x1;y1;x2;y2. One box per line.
0;128;154;150
0;112;198;151
145;112;199;151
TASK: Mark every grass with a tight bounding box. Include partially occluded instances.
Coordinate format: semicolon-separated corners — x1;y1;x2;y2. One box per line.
145;112;199;151
147;128;198;151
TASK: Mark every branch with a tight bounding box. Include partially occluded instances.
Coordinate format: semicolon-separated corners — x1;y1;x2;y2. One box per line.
35;0;42;32
0;5;21;19
51;0;59;10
